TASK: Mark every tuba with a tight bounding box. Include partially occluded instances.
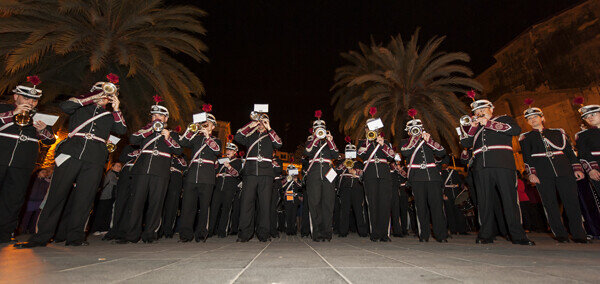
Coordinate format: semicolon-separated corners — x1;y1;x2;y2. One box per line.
152;121;165;132
366;130;378;141
343;159;355;169
14;107;36;127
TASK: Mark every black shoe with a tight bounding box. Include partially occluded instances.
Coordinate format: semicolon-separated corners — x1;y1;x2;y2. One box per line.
437;239;448;243
178;238;192;243
14;241;46;249
392;233;403;238
556;237;570;243
459;232;470;235
419;238;429;243
102;235;115;241
370;237;379;242
53;238;65;243
65;241;89;246
512;239;535;246
115;239;132;244
164;233;174;239
218;234;227;238
338;234;347;238
271;233;280;238
313;238;322;242
573;238;590;244
380;237;392;242
358;234;368;238
258;237;270;242
322;237;331;242
195;235;208;243
476;238;493;244
142;239;154;244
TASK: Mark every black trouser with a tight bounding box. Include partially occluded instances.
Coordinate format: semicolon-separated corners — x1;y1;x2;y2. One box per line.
91;198;114;232
229;189;241;234
536;175;586;239
473;168;527;241
179;182;213;240
105;168;133;239
399;187;410;235
412;181;448;241
390;186;402;235
338;184;368;236
270;181;282;236
209;186;236;237
301;193;311;236
238;175;273;240
444;196;467;234
122;174;169;242
306;177;335;240
364;177;392;239
284;199;299;234
0;166;32;242
159;172;183;237
29;158;104;244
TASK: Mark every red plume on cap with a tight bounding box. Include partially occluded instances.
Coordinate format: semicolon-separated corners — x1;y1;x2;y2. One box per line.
106;73;119;84
573;96;585;106
202;104;212;112
153;94;164;104
345;136;352;143
408;108;417;119
238;150;245;157
369;107;377;117
524;98;534;106
27;75;41;86
467;89;476;101
228;134;234;141
174;126;182;133
314;110;322;119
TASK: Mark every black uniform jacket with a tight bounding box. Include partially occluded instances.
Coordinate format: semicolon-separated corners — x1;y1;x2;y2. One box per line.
460;115;521;170
56;92;127;166
304;135;339;180
441;169;463;198
400;135;446;182
234;122;282;176
214;157;243;191
336;161;363;189
0;104;55;169
170;155;188;175
180;129;221;184
520;128;582;177
575;127;600;173
357;139;395;181
281;179;302;202
129;123;182;178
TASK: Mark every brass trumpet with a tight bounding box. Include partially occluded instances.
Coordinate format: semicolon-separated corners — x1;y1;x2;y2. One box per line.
408;126;422;136
459;115;474;127
286;175;293;182
14;107;36;127
366;130;378;141
314;127;327;140
250;111;268;121
106;142;116;153
343;159;355;169
152;121;165;132
102;82;117;95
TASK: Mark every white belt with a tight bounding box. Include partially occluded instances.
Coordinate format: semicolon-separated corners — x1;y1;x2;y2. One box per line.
170;167;183;173
309;158;332;164
217;173;233;177
368;158;388;164
408;163;436;169
191;158;215;164
246;156;272;162
531;151;564;157
72;132;106;143
141;149;171;158
591;151;600;156
400;183;407;187
0;132;38;143
473;145;513;155
445;185;459;188
340;173;360;178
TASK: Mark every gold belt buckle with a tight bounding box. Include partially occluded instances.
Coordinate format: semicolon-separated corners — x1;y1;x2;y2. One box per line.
257;156;263;162
85;133;93;139
420;163;427;169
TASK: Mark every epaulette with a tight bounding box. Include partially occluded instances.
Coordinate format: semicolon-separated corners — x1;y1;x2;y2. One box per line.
575;129;588;141
518;131;531;142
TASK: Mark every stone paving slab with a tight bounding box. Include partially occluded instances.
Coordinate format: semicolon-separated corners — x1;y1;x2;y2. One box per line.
1;233;599;283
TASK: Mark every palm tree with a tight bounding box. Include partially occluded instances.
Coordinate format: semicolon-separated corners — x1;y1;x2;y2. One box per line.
0;0;208;130
331;29;483;154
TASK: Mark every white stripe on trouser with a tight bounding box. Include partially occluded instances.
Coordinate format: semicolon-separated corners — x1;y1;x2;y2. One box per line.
308;212;313;236
225;206;233;234
414;202;422;237
35;172;56;234
206;207;210;231
364;193;372;233
514;172;523;225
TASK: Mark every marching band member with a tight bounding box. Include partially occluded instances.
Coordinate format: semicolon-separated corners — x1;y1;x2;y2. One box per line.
103;145;139;241
396;162;410;237
336;137;368;238
159;152;187;239
358;107;396;242
270;157;284;238
303;110;339;242
178;104;221;243
208;138;242;238
520;99;587;243
390;152;404;237
117;95;181;244
282;165;302;235
460;91;533;245
234;108;282;242
400;109;448;242
16;74;125;248
0;76;55;243
440;158;468;235
575;97;600;196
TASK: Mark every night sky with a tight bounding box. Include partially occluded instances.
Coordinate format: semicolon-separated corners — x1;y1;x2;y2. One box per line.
174;0;580;152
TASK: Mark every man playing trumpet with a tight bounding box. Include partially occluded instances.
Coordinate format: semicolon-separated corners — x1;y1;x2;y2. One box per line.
234;106;282;242
0;76;55;244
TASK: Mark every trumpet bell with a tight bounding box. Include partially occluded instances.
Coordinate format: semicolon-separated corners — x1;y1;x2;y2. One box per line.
343;159;354;169
250;111;259;121
188;123;199;133
315;128;327;140
106;142;116;153
409;126;422;136
102;83;117;95
459;115;472;126
366;130;378;141
286;175;293;182
153;121;165;132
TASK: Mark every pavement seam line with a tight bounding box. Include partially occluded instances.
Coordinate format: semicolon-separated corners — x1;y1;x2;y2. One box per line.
344;243;462;282
57;248;173;272
229;241;271;284
303;239;353;284
111;243;233;283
